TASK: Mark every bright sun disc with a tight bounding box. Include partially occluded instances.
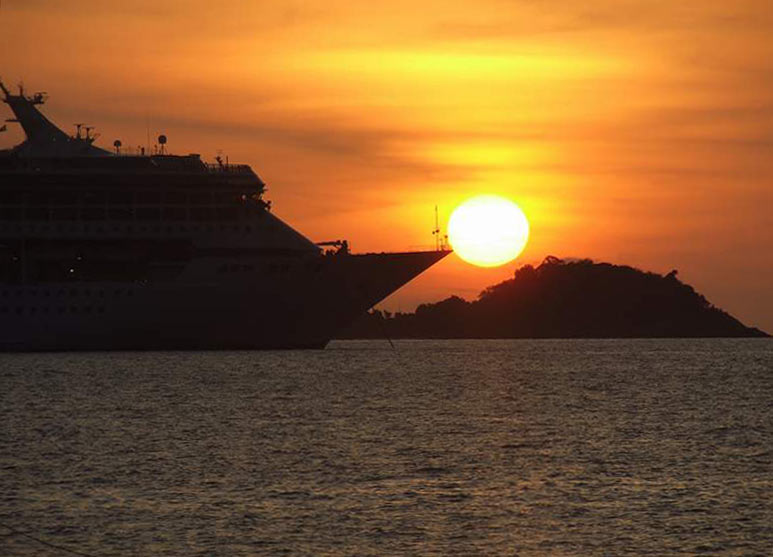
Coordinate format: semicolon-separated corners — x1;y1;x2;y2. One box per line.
448;195;530;267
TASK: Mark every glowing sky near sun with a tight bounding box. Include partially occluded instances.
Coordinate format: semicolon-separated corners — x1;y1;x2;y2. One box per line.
1;1;771;330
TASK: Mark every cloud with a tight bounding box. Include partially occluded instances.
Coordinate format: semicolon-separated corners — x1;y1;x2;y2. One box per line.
433;0;773;40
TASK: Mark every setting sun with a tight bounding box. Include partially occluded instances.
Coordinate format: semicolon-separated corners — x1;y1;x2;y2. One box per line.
448;195;530;268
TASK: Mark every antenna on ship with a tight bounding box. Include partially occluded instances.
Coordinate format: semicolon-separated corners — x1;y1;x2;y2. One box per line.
432;205;440;251
145;113;151;154
431;205;449;251
158;134;167;155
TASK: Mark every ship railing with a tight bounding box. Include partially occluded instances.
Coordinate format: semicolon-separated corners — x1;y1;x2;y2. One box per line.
204;163;253;174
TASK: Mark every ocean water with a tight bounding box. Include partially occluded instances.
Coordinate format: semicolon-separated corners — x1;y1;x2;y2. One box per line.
1;339;772;556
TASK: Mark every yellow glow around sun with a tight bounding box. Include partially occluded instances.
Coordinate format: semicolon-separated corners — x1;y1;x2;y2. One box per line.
448;195;530;267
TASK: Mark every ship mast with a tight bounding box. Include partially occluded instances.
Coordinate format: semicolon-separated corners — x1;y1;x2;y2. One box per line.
0;80;111;156
432;205;448;251
432;205;440;251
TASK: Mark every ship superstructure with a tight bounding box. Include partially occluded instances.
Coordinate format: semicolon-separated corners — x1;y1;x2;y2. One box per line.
0;81;449;350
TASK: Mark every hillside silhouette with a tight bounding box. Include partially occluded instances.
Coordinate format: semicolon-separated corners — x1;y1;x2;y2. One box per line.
341;257;768;339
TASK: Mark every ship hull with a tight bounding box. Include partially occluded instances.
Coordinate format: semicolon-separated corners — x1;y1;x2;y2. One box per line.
0;250;450;351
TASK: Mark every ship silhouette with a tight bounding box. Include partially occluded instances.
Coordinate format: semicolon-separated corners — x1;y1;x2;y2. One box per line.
0;81;449;350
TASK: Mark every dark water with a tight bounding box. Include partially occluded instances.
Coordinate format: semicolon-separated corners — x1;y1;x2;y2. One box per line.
1;339;772;556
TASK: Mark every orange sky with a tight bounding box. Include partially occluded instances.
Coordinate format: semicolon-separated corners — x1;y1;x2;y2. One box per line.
1;1;772;331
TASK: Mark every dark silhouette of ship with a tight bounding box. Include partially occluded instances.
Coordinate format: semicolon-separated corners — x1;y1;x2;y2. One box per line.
0;81;449;350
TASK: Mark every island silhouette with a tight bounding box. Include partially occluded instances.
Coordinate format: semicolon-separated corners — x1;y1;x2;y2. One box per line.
340;257;769;339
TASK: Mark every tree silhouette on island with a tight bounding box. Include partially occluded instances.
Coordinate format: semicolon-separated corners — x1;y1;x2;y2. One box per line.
340;257;769;339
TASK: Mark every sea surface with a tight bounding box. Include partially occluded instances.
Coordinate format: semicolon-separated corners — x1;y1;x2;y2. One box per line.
1;339;772;556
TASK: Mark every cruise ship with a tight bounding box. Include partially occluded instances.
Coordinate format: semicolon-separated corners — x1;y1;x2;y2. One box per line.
0;81;449;350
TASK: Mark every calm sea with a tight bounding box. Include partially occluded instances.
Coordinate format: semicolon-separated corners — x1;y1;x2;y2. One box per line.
1;339;772;556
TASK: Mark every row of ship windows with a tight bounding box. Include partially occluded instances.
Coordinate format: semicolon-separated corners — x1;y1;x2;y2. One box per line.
218;264;257;273
217;262;325;274
0;289;135;298
0;224;258;234
0;193;257;205
0;208;254;222
218;263;289;274
1;306;107;315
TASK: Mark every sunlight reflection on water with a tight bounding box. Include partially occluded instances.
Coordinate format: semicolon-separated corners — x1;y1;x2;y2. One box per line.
1;339;772;555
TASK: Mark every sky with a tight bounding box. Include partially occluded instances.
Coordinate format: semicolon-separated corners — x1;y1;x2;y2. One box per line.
1;1;772;331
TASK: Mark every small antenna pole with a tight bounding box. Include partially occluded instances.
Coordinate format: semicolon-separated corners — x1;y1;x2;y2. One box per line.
432;205;440;251
145;114;150;155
